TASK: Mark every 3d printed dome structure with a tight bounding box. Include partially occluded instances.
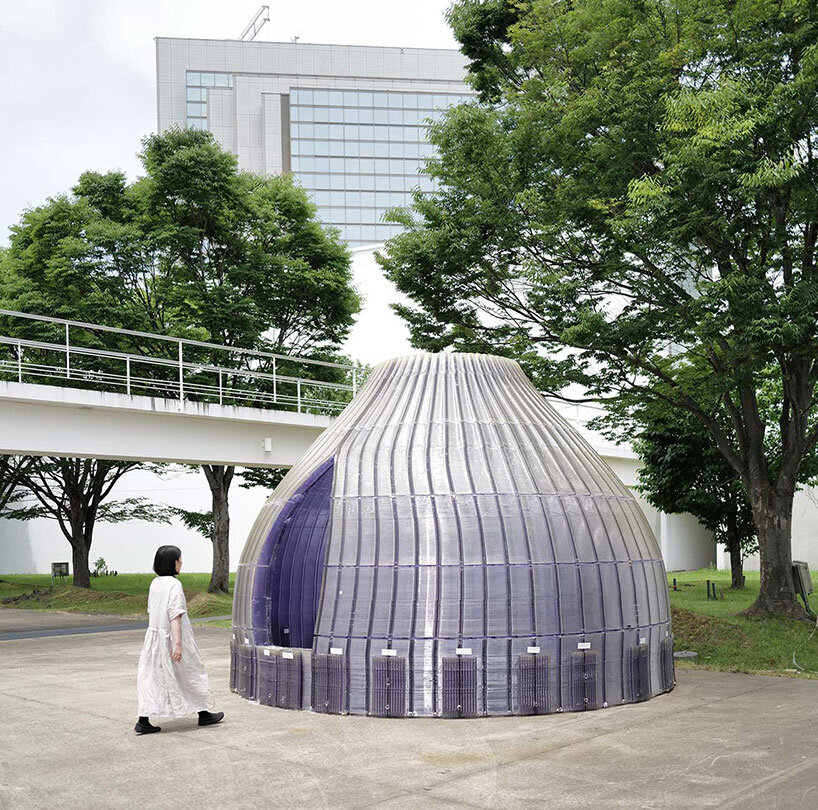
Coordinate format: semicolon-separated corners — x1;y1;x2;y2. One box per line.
231;353;674;717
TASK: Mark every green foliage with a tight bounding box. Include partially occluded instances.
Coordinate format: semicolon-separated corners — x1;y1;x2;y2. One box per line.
445;1;520;102
379;0;818;612
172;507;214;540
237;466;288;492
0;127;361;382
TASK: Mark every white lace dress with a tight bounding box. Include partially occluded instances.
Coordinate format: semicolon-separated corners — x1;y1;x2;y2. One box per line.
136;576;215;718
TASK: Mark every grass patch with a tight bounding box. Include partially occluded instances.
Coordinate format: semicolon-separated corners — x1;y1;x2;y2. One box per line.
5;567;817;676
668;568;818;678
0;573;235;618
193;618;232;629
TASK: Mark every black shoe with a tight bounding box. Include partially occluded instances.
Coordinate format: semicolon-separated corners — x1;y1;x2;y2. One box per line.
198;711;224;727
134;720;161;735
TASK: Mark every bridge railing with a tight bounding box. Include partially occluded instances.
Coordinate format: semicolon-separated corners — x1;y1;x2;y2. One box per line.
0;310;360;415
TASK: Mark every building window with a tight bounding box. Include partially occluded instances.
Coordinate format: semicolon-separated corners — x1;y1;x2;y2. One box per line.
185;71;233;131
289;86;469;244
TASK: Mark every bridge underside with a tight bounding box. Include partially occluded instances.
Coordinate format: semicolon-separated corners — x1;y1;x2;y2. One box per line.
0;382;331;467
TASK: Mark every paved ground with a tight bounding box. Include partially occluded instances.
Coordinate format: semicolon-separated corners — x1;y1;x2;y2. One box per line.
2;625;817;810
0;608;230;640
0;608;144;634
0;608;146;640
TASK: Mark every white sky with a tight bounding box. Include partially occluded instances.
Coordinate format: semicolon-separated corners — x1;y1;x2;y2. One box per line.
0;0;459;365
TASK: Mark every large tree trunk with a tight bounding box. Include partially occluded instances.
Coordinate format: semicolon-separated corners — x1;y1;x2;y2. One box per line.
202;465;234;594
68;502;92;588
746;488;802;617
71;541;91;588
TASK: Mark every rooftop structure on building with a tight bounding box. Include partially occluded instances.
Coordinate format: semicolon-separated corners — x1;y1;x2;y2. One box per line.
156;38;472;246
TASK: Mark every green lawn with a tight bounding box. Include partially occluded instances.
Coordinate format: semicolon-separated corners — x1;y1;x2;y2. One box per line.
3;567;818;678
668;568;818;679
0;572;235;618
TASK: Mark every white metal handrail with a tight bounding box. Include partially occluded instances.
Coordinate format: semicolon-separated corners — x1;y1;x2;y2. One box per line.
0;311;628;433
0;336;353;392
0;312;360;414
0;309;357;371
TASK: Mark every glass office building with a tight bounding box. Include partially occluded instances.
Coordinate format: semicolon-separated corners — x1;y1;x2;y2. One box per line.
157;40;471;246
290;87;470;243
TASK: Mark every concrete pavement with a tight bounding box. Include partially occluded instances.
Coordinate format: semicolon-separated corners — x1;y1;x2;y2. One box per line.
0;607;145;634
0;608;230;640
0;608;146;642
1;626;817;809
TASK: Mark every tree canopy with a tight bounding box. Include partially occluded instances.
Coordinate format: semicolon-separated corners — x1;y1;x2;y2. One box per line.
378;0;818;616
8;458;172;588
1;128;359;358
1;129;361;588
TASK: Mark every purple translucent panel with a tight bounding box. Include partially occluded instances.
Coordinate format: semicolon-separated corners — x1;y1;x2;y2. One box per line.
517;653;549;715
629;643;651;702
252;458;334;648
441;656;478;718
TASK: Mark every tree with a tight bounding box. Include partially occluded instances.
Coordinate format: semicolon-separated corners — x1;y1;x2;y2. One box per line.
378;0;818;617
0;455;35;516
199;465;233;593
601;403;758;589
172;466;286;593
7;458;173;587
0;128;360;593
133;130;359;592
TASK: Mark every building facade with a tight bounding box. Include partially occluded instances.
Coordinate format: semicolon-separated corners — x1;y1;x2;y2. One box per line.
156;38;471;246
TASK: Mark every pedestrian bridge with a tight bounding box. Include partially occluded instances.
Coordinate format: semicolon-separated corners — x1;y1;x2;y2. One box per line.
0;309;633;470
0;310;357;467
0;380;334;467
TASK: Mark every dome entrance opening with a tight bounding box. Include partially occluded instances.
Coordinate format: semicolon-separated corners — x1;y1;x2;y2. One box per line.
252;458;334;649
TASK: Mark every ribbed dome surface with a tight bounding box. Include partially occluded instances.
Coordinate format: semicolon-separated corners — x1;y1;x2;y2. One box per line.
231;353;674;716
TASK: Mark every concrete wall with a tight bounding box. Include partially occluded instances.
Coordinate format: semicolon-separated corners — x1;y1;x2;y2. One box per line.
717;485;818;572
0;467;268;575
0;447;718;576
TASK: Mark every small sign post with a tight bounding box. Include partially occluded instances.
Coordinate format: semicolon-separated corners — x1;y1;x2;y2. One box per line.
51;562;69;586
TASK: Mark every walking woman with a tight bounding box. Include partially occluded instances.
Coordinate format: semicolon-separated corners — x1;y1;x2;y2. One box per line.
135;545;224;735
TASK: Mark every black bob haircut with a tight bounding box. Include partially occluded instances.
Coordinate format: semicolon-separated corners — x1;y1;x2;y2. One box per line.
153;545;182;577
